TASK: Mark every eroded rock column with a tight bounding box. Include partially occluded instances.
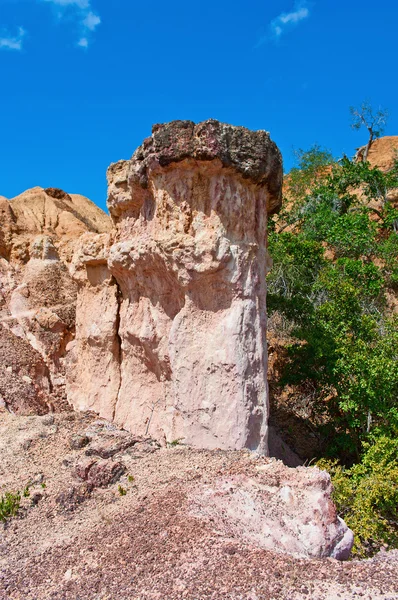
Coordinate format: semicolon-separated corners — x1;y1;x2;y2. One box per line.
68;120;282;453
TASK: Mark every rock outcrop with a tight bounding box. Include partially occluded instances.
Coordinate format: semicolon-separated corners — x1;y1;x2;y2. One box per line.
357;135;398;172
2;186;111;263
191;460;354;560
356;135;398;210
0;187;111;413
68;120;283;452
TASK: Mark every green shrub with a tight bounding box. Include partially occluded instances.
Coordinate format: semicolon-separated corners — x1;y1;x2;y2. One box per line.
167;438;185;447
269;152;398;460
318;436;398;557
287;145;334;203
0;490;21;522
271;148;398;555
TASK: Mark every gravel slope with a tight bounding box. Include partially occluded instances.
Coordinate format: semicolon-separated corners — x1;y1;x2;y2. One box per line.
0;409;397;600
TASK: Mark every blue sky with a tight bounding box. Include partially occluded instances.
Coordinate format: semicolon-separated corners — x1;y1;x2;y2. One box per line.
0;0;397;211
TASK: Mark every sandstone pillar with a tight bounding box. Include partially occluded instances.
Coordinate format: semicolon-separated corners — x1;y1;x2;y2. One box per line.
68;120;282;453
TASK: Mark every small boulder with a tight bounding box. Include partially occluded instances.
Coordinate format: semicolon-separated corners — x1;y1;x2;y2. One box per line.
85;432;140;458
190;461;354;561
69;434;90;450
87;460;126;488
74;458;126;488
56;484;92;512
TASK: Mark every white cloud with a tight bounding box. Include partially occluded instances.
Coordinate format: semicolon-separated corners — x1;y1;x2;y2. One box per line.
1;1;100;50
40;0;101;47
257;2;311;46
82;11;101;32
277;6;309;28
0;27;25;51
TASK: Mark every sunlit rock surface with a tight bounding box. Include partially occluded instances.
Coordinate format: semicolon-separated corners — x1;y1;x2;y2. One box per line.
68;120;283;452
0;187;111;412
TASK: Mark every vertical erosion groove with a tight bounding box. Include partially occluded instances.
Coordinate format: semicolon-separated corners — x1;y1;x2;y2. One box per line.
112;276;123;422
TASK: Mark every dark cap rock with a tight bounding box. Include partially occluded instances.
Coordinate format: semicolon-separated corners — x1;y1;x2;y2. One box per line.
111;119;283;215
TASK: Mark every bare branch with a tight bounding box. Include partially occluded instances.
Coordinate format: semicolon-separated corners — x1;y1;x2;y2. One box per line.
350;101;389;161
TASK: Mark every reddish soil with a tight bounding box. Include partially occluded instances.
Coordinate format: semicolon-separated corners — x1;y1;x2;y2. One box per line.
0;409;397;600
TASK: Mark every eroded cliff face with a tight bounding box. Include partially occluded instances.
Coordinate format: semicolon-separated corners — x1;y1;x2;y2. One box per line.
67;233;121;421
67;120;283;452
0;187;111;413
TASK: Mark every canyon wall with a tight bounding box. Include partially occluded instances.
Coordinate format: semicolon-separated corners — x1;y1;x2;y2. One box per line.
67;120;282;452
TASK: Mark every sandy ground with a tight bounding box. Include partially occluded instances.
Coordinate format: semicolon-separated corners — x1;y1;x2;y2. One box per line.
0;409;397;600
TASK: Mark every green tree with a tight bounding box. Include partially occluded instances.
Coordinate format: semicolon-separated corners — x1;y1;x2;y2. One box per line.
288;145;334;200
270;130;398;558
268;149;398;461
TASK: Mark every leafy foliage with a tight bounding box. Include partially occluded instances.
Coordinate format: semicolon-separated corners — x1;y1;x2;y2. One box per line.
118;485;127;496
317;436;398;557
287;145;334;202
269;152;398;456
268;146;398;555
0;490;21;522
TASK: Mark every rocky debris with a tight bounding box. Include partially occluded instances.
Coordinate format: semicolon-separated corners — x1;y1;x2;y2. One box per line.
0;325;51;414
84;431;145;459
0;366;47;416
190;461;354;560
74;458;126;488
1;410;397;600
9;236;77;364
69;433;90;449
55;483;92;512
42;414;55;426
30;492;43;506
68;120;283;453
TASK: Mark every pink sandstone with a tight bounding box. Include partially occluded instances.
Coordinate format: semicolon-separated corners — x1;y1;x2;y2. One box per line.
0;187;111;413
191;460;354;560
67;120;283;452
